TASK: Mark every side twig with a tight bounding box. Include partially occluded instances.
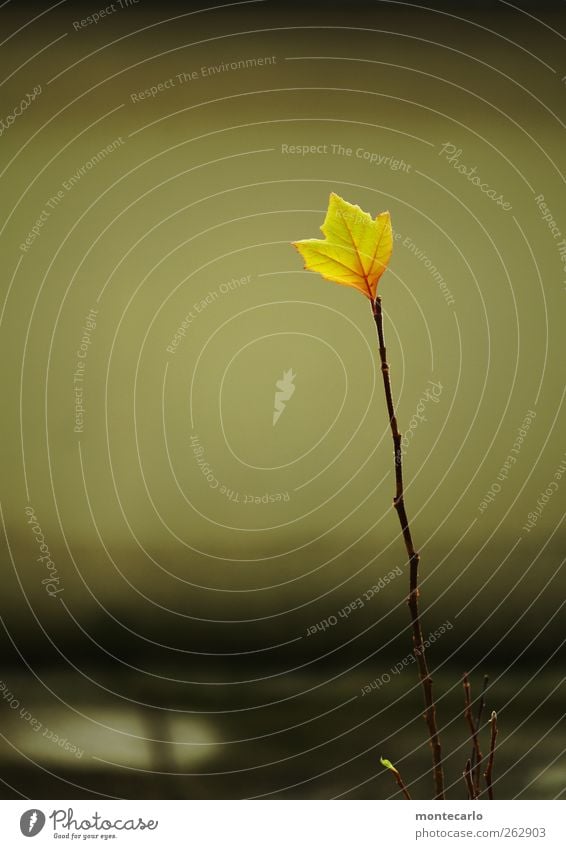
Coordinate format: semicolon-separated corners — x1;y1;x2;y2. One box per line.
472;674;489;791
381;758;412;800
476;674;489;728
484;710;498;800
373;296;444;800
463;674;483;797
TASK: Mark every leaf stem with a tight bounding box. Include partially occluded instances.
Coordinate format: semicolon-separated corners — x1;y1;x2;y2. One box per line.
484;710;498;800
372;295;445;800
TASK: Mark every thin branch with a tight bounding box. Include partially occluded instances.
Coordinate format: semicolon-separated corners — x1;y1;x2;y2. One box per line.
463;758;476;800
476;674;489;729
373;296;444;800
395;770;412;801
472;674;489;791
381;759;412;800
463;674;483;796
484;710;498;800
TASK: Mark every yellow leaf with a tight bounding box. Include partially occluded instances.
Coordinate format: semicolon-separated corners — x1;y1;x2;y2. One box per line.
292;192;393;301
380;757;399;774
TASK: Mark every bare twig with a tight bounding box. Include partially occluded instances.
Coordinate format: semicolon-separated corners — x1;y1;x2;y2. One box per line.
484;710;498;800
463;674;483;796
472;674;489;791
373;296;444;800
381;757;412;800
393;770;412;801
463;758;476;800
476;674;489;728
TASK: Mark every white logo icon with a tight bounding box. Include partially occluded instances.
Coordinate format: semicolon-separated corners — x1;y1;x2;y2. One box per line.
273;369;296;425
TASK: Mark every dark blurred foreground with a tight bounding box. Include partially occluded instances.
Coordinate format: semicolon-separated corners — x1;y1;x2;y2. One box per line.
1;664;564;800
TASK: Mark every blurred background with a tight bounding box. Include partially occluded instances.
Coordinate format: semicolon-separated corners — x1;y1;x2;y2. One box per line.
0;0;564;800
